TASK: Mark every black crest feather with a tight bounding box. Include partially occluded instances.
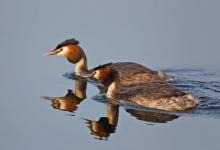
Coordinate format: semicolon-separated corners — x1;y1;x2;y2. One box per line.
93;63;113;71
56;38;79;49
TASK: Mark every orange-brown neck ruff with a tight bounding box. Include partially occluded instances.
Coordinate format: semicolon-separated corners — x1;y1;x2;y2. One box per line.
94;66;119;88
97;67;112;84
65;45;83;64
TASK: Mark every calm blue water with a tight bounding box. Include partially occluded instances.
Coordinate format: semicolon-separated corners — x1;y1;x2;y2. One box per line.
37;68;220;148
1;58;220;150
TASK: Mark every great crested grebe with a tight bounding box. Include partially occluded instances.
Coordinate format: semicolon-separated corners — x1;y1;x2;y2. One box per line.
43;38;170;86
83;63;198;111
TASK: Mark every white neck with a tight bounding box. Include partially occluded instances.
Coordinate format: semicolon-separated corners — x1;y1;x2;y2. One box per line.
106;81;120;99
75;50;88;75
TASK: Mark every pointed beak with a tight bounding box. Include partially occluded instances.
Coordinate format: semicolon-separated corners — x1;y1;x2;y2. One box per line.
81;71;96;78
82;118;92;123
41;96;54;101
42;48;62;56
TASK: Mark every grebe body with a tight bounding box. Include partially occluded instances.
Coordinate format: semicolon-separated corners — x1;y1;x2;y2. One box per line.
85;64;198;111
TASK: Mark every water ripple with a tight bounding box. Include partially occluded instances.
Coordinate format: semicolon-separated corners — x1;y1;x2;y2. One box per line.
167;69;220;118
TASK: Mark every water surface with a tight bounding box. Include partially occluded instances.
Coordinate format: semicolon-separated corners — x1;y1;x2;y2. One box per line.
2;61;220;150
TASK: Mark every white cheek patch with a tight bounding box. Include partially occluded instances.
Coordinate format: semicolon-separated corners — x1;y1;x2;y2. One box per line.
57;47;69;56
93;71;101;79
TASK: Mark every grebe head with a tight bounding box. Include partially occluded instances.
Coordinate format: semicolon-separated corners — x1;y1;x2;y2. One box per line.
43;38;83;64
90;63;116;85
83;63;120;98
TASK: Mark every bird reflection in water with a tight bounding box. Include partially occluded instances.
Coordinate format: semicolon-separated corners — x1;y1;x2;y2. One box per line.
83;97;178;140
125;109;178;124
83;103;119;140
42;79;87;113
41;77;179;140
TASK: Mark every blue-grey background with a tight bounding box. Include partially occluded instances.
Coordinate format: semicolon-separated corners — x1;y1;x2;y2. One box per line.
0;0;220;150
1;0;220;70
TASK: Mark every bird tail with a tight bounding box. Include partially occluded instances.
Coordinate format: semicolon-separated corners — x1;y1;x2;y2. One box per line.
156;70;170;81
183;94;198;109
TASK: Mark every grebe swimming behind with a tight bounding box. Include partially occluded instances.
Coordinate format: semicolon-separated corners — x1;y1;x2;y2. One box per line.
83;63;198;111
43;38;170;86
